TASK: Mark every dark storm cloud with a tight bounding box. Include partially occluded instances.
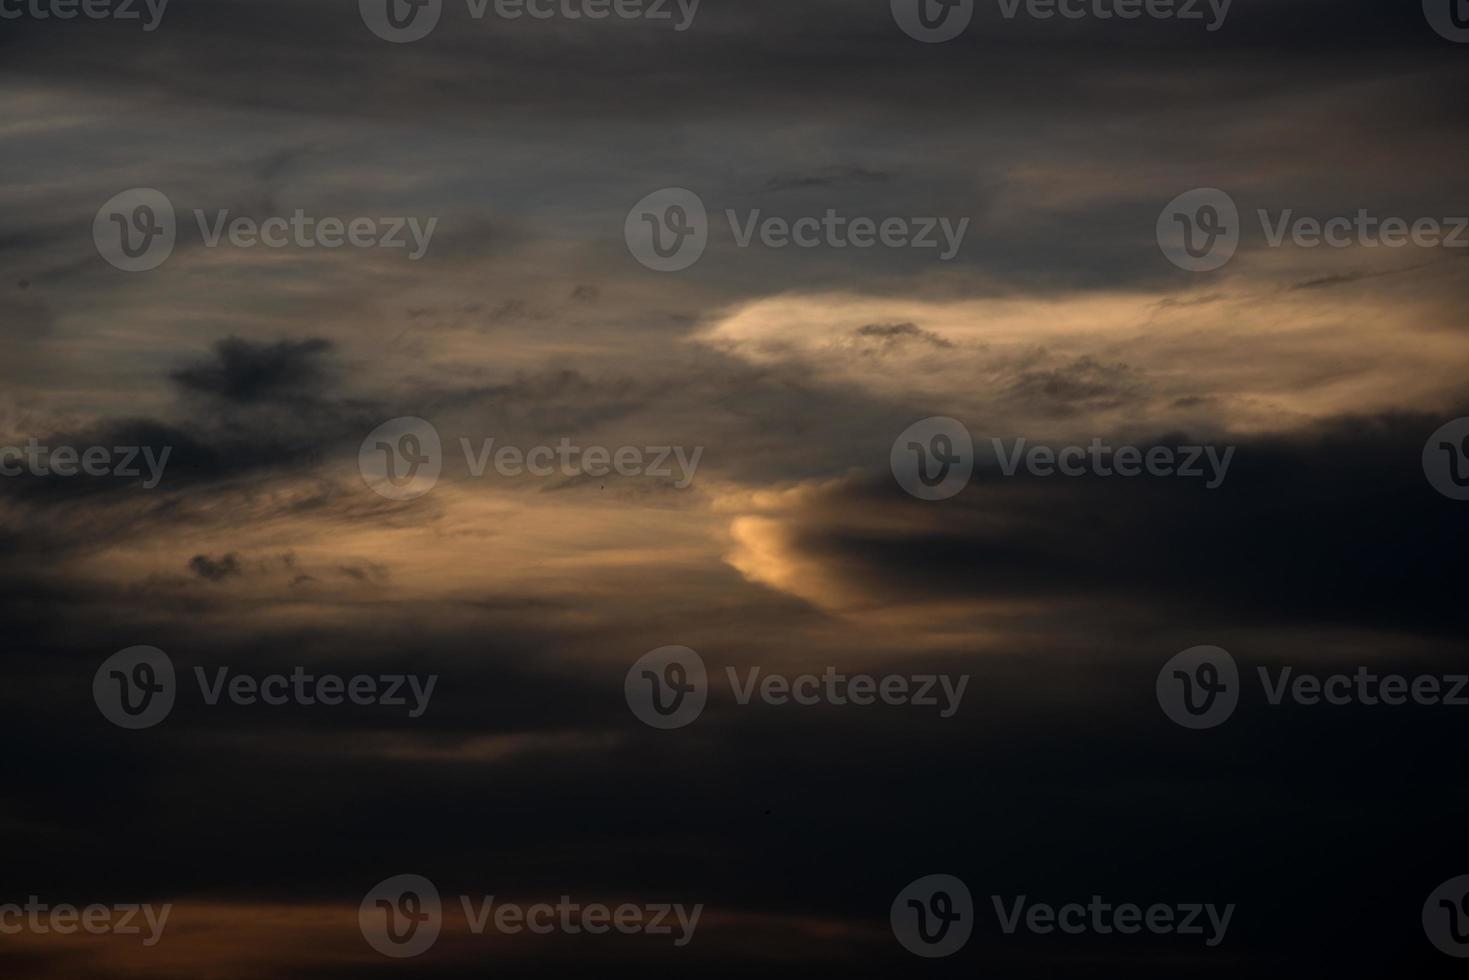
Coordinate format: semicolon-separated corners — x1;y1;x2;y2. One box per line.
853;322;953;348
0;338;384;544
0;339;666;517
1001;355;1144;413
0;535;1463;980
0;411;1462;980
188;551;242;581
781;406;1469;633
0;419;223;500
1;0;1463;127
0;336;845;537
170;337;334;403
4;2;1465;304
4;2;1469;978
0;408;359;514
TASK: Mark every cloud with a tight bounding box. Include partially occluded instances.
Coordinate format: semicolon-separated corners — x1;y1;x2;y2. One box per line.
170;337;334;404
852;321;953;349
188;552;242;581
764;166;893;192
697;284;1469;438
719;406;1469;635
3;4;1468;977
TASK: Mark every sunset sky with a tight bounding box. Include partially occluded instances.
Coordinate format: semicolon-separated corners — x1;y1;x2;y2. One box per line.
3;0;1469;976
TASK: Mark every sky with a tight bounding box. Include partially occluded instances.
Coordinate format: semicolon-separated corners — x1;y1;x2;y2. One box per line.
3;0;1469;976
